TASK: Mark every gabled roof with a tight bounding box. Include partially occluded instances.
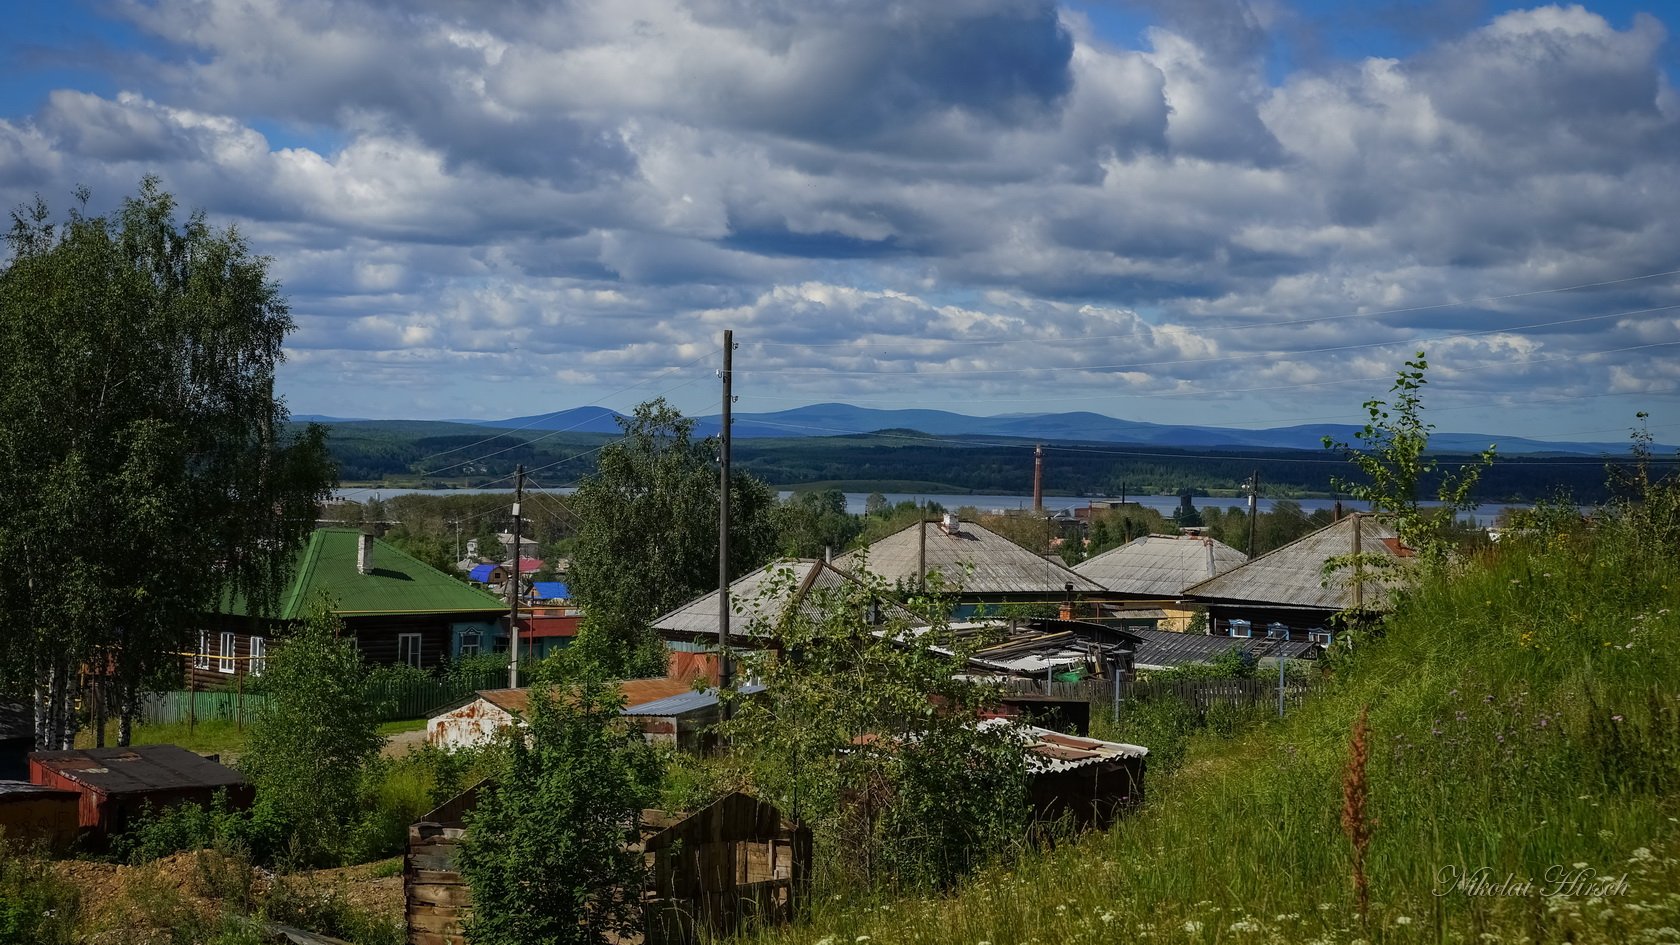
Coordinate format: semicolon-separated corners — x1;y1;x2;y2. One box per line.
834;520;1105;596
1184;513;1409;612
1075;534;1247;597
460;678;700;717
468;563;502;583
652;559;921;641
227;528;508;620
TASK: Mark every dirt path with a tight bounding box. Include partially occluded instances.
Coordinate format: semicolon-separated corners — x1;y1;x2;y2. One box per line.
380;727;430;758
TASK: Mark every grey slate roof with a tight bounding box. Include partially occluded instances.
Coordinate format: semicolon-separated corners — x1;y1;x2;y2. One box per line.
1074;534;1248;597
652;559;922;641
1184;513;1410;612
620;683;766;718
835;520;1105;596
1129;626;1320;668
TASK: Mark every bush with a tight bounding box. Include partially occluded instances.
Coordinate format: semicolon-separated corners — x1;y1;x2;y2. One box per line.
0;839;80;945
111;791;251;864
346;743;495;863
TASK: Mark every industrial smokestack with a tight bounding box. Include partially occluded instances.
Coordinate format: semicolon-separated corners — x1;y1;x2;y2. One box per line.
1033;444;1044;513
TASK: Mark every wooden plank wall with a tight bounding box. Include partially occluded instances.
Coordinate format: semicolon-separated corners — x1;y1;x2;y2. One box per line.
406;822;470;945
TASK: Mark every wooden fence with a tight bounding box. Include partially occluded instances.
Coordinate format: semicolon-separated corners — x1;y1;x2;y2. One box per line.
1010;674;1315;721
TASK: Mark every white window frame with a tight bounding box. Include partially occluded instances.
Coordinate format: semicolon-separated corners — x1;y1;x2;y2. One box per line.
217;632;237;673
1266;623;1291;642
398;633;423;669
459;631;481;658
1308;628;1334;646
195;631;211;670
249;636;267;676
1226;619;1252;639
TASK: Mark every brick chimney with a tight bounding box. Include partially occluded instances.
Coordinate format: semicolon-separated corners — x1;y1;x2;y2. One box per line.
357;531;376;574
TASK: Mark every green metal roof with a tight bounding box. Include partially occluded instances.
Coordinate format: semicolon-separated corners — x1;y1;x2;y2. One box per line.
228;528;508;620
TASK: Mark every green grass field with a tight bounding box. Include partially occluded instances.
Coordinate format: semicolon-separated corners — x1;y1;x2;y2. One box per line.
743;512;1680;944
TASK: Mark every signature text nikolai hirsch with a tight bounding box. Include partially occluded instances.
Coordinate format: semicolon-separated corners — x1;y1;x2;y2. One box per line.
1433;864;1631;898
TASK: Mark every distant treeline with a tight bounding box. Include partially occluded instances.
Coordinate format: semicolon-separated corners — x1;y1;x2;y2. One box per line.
307;420;1633;503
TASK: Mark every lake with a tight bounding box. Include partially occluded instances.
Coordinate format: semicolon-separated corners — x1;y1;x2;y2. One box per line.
335;487;1529;525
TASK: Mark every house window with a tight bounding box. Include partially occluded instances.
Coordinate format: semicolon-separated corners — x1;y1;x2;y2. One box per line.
398;633;423;669
218;632;237;673
1308;628;1335;646
1226;619;1252;639
195;631;211;670
459;631;481;658
249;637;267;676
1266;623;1291;641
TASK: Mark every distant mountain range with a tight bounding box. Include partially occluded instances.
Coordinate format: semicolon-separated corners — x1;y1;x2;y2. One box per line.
333;402;1656;456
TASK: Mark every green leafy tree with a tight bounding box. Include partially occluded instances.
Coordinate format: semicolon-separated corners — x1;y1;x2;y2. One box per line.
720;566;1029;890
242;601;382;866
459;679;659;945
775;488;863;559
565;398;776;677
0;179;335;746
1322;352;1495;558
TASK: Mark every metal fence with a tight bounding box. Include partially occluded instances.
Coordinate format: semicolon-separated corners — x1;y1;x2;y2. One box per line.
138;666;512;727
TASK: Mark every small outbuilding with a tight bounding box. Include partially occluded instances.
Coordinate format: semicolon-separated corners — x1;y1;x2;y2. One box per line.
0;780;81;851
405;787;809;945
28;744;253;837
1012;723;1148;832
0;703;32;781
426;679;702;751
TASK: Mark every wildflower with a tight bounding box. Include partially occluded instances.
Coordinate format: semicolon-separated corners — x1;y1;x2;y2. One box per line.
1100;913;1115;924
1182;920;1204;933
1229;918;1262;933
1574;862;1588;869
1613;715;1624;723
1395;916;1413;926
816;938;835;945
856;937;871;943
1631;847;1655;861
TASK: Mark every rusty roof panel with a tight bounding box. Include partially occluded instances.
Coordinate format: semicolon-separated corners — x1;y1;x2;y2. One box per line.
29;745;245;795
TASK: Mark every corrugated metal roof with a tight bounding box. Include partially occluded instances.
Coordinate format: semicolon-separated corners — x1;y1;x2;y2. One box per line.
0;780;76;798
29;745;245;795
835;521;1106;596
978;719;1148;771
226;529;508;620
468;678;701;717
1129;626;1320;668
1184;514;1410;612
621;683;765;717
1075;534;1247;596
653;559;921;641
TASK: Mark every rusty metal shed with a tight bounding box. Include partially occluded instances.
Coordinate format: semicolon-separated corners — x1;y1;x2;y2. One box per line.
28;744;253;837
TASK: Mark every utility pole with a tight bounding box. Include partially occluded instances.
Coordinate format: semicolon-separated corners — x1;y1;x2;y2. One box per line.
509;464;525;689
1246;469;1261;559
451;519;461;562
718;330;734;697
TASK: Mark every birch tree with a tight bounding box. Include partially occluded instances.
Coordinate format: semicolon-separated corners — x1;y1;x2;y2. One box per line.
0;179;334;747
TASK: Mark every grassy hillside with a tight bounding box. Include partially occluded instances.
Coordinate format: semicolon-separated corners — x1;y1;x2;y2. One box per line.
746;504;1680;943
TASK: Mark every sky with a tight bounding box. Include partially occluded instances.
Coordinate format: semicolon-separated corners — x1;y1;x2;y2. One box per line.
2;0;1679;443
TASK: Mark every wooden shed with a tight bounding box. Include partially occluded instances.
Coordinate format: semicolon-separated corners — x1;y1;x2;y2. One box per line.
0;780;81;851
28;744;253;838
404;788;810;945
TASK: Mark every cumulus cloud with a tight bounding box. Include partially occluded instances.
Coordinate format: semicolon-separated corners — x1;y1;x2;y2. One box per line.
1;0;1676;434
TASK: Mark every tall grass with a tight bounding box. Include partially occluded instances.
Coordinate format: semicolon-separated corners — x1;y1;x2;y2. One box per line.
741;512;1680;943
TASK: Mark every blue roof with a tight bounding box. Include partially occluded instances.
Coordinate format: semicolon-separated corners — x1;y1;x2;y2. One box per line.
469;564;499;582
531;581;569;600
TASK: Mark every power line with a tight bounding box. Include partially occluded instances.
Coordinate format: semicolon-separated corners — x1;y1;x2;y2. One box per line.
745;267;1680;349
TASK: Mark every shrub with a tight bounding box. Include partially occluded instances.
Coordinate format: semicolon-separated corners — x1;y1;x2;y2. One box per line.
0;840;79;945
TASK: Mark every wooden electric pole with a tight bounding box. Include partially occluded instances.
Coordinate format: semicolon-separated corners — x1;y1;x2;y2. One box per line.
718;331;734;697
1246;469;1260;559
509;464;525;688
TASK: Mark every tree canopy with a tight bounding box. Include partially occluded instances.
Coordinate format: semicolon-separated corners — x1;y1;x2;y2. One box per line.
0;179;335;744
563;398;776;677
